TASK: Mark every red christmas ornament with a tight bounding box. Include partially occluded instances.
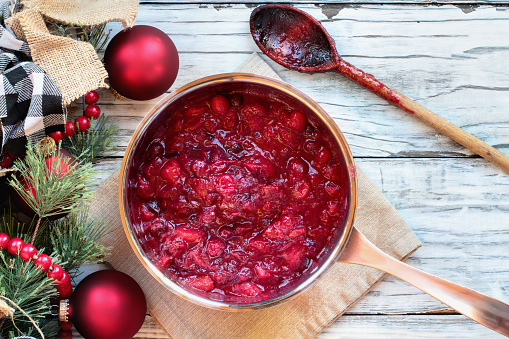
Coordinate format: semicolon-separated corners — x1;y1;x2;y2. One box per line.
60;270;146;339
104;25;179;100
0;152;13;168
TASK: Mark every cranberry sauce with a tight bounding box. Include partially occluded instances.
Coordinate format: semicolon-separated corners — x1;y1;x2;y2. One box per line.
127;84;349;301
251;6;333;69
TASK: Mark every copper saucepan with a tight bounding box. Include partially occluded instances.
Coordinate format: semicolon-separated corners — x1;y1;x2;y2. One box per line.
119;73;509;336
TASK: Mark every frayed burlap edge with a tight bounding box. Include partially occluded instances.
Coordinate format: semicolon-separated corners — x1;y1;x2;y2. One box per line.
24;0;138;29
14;8;109;106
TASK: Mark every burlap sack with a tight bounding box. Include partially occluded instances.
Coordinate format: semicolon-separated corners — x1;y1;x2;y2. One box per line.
6;0;138;106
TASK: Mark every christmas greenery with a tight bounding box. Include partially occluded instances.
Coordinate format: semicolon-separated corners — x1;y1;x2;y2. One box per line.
63;114;119;163
8;144;95;219
50;208;111;273
1;143;112;338
52;22;112;54
0;251;57;338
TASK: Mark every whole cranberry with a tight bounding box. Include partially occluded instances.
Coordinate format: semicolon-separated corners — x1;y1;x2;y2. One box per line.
75;116;91;132
85;104;101;119
62;121;76;138
84;90;99;104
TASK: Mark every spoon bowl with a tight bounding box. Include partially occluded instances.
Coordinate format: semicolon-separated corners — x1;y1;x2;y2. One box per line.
251;5;338;71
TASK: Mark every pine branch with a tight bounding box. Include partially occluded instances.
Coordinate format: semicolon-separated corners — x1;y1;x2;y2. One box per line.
63;115;119;163
7;144;95;219
51;208;111;273
0;251;57;339
51;22;112;54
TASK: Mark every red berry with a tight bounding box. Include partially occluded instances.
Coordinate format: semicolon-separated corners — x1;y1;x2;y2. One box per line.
84;104;101;119
0;233;10;249
55;271;71;288
57;284;73;299
75;116;90;132
19;244;37;261
34;254;52;271
84;90;99;104
48;264;64;281
314;147;331;167
62;121;76;138
7;238;24;255
0;153;12;168
49;131;64;143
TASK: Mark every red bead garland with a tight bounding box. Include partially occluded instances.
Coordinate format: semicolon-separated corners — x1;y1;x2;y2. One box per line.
48;90;103;145
0;233;73;298
0;232;74;337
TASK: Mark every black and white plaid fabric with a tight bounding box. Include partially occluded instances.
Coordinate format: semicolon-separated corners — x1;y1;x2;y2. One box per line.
0;1;65;157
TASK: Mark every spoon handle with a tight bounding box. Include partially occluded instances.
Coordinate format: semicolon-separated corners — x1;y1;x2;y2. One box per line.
335;59;509;174
338;227;509;336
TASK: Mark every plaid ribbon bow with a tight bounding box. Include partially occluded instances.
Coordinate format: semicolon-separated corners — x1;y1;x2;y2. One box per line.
0;0;65;158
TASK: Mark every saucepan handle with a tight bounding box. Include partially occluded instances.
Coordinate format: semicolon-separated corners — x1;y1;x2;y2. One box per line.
338;226;509;336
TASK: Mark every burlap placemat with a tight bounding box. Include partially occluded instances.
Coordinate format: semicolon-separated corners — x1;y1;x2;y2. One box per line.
91;53;422;338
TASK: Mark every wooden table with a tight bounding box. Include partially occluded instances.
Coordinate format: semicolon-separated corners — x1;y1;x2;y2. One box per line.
87;1;509;338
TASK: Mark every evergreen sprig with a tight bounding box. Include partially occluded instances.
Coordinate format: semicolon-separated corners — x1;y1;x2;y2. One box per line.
0;251;57;339
63;114;119;163
51;208;111;273
7;144;95;219
52;22;112;54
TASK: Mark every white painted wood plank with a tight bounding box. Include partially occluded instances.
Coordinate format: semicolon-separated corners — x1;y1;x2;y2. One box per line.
73;314;507;338
100;4;509;161
321;315;506;338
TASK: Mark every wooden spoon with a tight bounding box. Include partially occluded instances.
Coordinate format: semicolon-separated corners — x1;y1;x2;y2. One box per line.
250;4;509;174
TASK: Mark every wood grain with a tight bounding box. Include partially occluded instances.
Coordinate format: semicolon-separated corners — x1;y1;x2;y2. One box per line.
102;4;509;161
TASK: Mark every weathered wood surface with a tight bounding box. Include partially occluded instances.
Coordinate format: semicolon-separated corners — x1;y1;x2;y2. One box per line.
79;3;509;338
